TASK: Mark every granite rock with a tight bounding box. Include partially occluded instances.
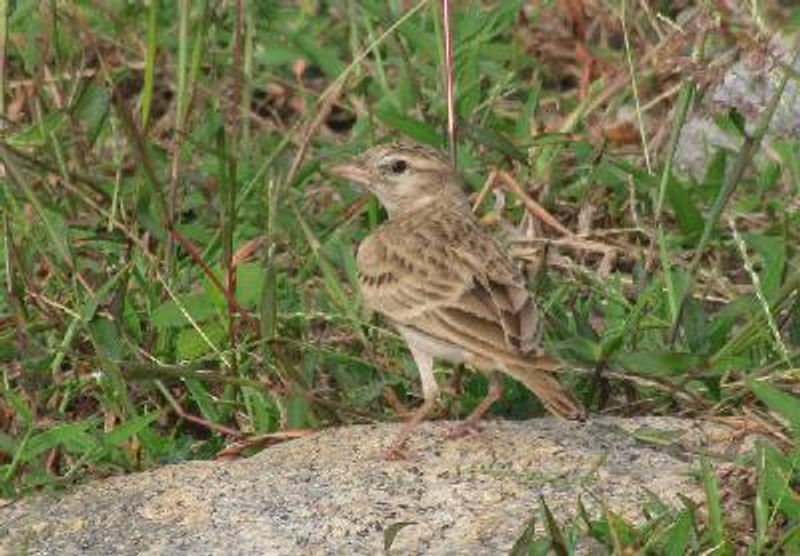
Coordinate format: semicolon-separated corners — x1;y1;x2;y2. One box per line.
0;416;753;555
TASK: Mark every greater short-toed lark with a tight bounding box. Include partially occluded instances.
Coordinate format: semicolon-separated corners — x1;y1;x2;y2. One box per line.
330;142;585;457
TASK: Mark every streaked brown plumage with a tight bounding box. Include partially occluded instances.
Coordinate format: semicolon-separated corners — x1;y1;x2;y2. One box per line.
330;142;584;457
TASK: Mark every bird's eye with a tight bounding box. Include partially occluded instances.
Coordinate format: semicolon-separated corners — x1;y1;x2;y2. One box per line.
389;159;408;174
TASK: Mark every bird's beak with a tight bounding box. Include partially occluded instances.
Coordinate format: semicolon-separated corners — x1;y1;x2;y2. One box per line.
327;159;371;186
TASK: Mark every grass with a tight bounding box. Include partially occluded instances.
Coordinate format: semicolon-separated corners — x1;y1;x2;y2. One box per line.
1;0;800;552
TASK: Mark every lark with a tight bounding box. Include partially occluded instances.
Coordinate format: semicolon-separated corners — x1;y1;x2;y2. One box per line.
330;142;585;457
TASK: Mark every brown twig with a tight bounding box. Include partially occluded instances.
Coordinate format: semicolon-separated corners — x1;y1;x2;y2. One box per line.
284;80;345;190
509;236;617;257
215;430;316;460
167;226;258;330
442;0;456;165
471;169;499;214
222;0;247;368
497;171;574;236
156;380;243;438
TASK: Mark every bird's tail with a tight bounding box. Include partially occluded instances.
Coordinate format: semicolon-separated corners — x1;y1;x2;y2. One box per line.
504;359;586;421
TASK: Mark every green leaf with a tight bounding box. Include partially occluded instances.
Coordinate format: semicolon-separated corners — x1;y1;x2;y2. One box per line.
286;394;317;429
726;108;747;138
654;510;693;556
260;257;278;342
7;112;68;148
72;82;110;146
551;335;602;364
790;297;800;347
700;150;727;201
508;515;537;556
758;159;782;191
753;447;770;554
774;138;800;194
25;422;99;460
700;457;732;554
747;378;800;437
0;387;34;425
683;297;710;353
628;425;687;446
89;317;127;361
461;121;526;161
760;444;800;517
255;45;302;67
614;351;707;377
241;387;276;433
317;254;354;316
775;522;800;553
184;378;220;423
375;103;443;146
43;206;75;263
516;82;541;141
456;43;480;118
9;0;40;27
741;233;786;299
321;237;361;300
51;264;131;376
383;521;417;552
397;22;437;60
152;294;218;328
235;262;266;308
290;32;344;77
203;268;228;310
666;178;703;237
176;322;226;359
603;507;639;551
103;411;162;447
0;431;18;457
579;497;611;545
540;496;568;556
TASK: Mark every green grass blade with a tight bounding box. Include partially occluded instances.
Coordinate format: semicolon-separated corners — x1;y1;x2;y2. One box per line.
140;0;158;128
700;456;732;554
747;378;800;437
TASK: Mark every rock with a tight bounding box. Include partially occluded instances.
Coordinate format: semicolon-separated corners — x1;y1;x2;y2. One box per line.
674;38;800;180
0;416;752;555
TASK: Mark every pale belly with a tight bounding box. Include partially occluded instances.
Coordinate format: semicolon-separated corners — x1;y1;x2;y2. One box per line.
396;325;474;366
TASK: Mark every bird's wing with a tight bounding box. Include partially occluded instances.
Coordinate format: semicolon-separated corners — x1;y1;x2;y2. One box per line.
357;215;542;366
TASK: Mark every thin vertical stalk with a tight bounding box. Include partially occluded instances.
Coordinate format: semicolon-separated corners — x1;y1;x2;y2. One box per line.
650;80;695;322
4;216;31;360
175;0;190;130
0;0;6;118
110;91;170;236
621;0;651;174
260;177;278;343
186;2;210;109
241;0;253;149
165;0;191;277
442;0;456;165
727;215;791;367
140;0;158;129
222;0;245;372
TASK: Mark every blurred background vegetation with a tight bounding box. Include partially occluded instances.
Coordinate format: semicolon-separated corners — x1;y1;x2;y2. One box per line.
1;0;799;551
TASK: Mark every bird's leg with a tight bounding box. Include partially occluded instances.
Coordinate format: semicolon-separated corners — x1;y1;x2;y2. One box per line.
448;371;503;439
384;343;438;460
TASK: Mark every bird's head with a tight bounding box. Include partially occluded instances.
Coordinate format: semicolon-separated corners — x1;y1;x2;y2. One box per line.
328;142;467;217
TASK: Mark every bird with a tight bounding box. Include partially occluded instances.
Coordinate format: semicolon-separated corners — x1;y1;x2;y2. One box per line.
329;142;585;458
